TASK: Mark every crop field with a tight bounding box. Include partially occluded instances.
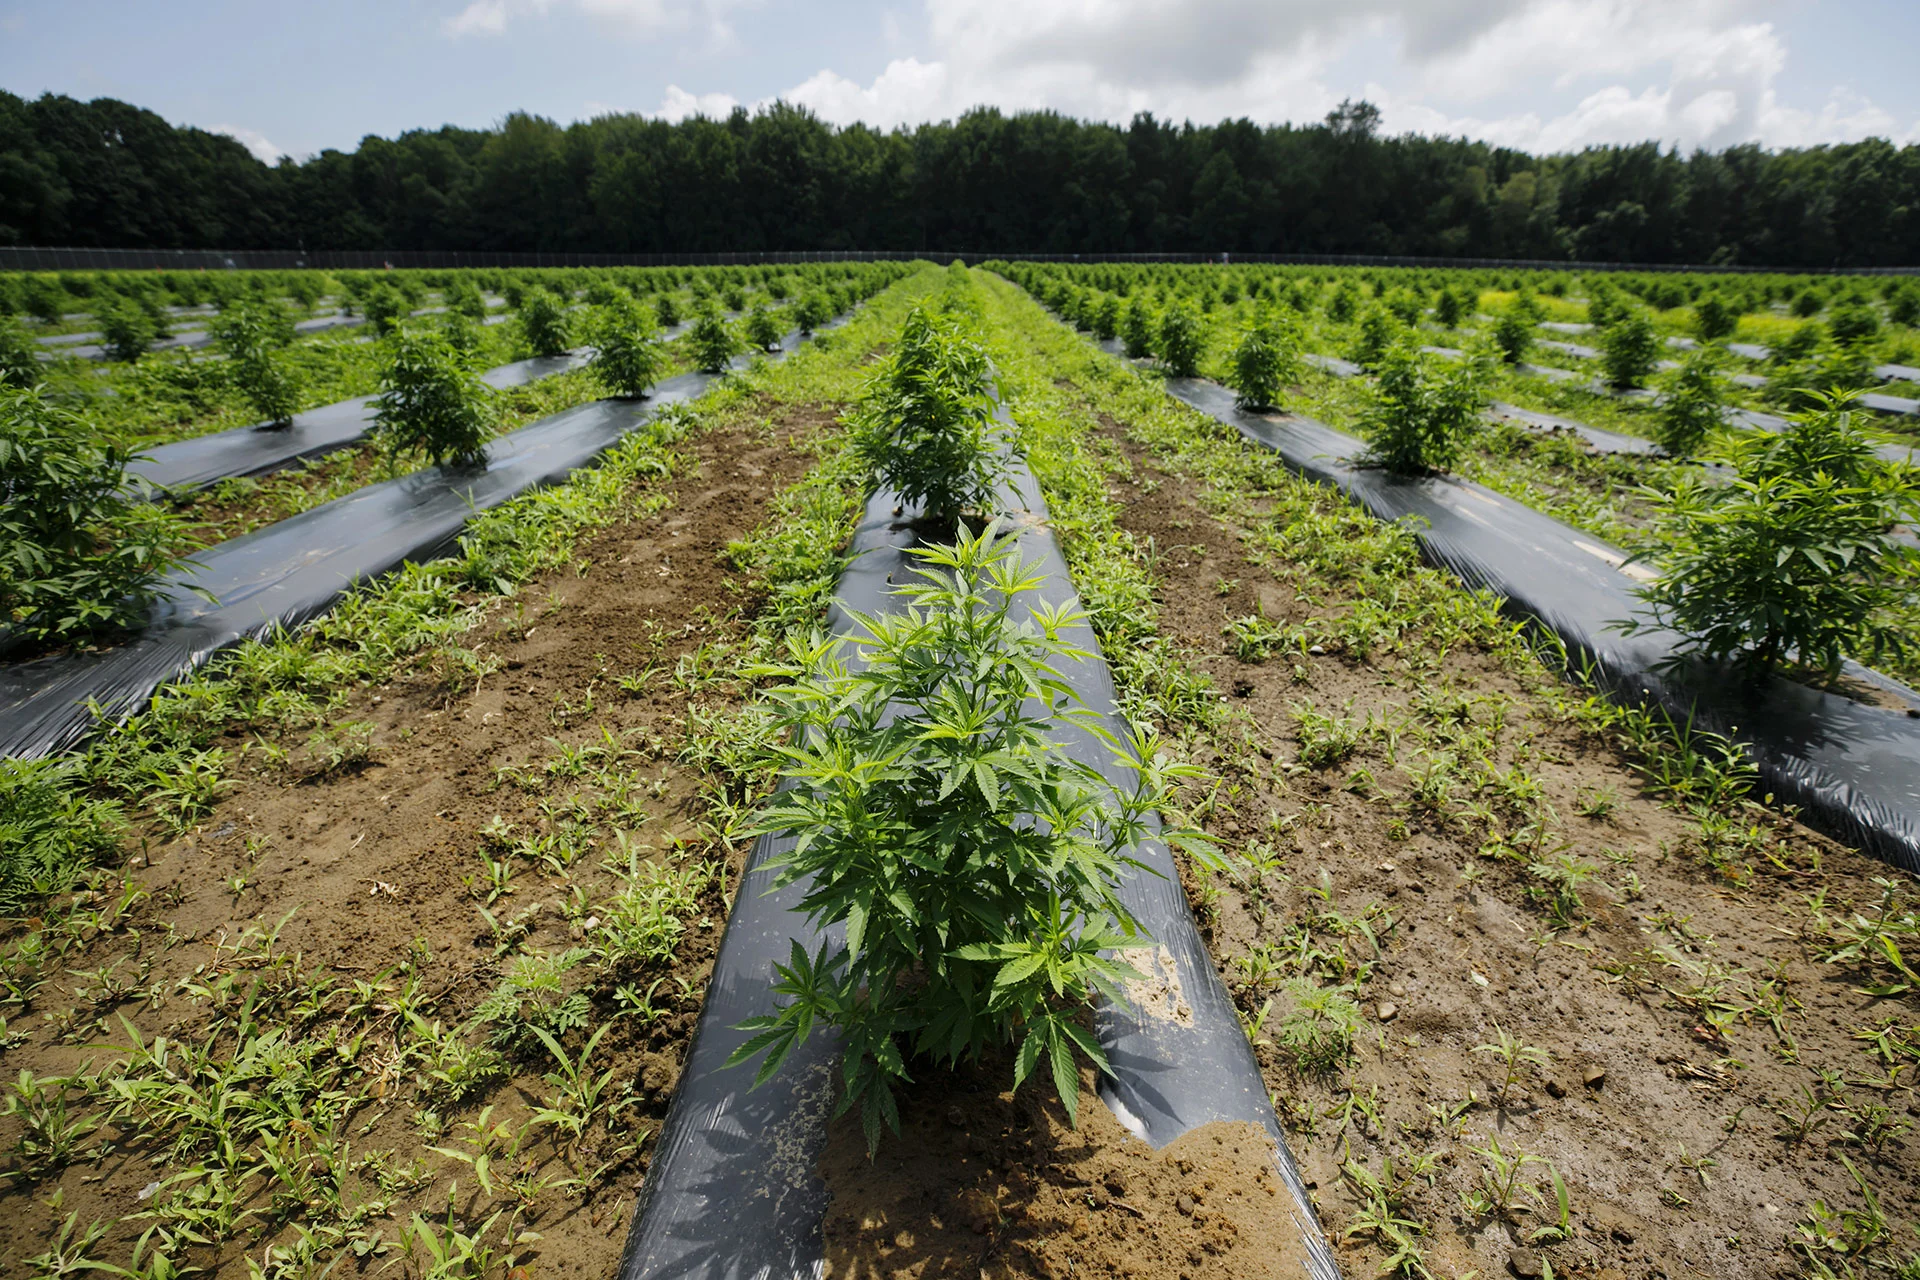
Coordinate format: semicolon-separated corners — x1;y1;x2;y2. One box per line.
4;259;1920;1280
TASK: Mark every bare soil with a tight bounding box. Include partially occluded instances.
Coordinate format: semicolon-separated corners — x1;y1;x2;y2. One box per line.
821;1060;1312;1280
1095;414;1920;1280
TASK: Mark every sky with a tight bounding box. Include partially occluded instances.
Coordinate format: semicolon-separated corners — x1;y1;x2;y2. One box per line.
2;0;1917;164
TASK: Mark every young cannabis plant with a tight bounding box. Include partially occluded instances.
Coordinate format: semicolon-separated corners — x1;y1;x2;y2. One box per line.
0;315;40;389
1600;307;1662;390
1349;305;1402;369
1622;390;1920;682
1157;301;1204;377
1230;309;1304;411
686;307;741;374
1121;297;1157;359
519;287;573;358
743;303;784;352
1359;342;1489;475
1655;342;1727;458
790;293;829;335
1491;299;1536;366
211;301;300;426
1;388;186;644
373;328;496;468
849;304;1007;530
588;295;666;399
727;523;1203;1150
98;298;160;362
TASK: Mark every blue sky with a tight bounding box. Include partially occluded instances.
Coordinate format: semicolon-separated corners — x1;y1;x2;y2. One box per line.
3;0;1916;162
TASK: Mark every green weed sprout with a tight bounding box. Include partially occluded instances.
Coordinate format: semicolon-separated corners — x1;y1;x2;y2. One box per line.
0;387;186;643
211;302;300;426
1230;309;1304;411
849;304;1006;528
1359;342;1489;475
373;328;495;468
1654;343;1727;458
1600;308;1661;390
1622;390;1920;682
588;295;666;399
1157;301;1204;377
726;522;1203;1151
686;308;741;374
519;287;573;358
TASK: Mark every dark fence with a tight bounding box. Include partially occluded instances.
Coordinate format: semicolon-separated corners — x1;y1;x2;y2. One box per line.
1;245;1915;274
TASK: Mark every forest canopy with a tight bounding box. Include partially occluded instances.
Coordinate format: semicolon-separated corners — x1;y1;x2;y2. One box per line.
2;89;1916;266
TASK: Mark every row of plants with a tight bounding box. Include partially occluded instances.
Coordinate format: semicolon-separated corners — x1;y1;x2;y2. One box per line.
0;263;886;331
0;266;905;653
995;260;1920;691
970;270;1920;1280
0;266;952;1280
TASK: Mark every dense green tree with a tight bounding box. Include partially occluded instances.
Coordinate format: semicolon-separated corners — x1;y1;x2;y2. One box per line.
7;89;1920;266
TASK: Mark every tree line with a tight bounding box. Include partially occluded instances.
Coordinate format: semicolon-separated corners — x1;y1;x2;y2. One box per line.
3;90;1917;267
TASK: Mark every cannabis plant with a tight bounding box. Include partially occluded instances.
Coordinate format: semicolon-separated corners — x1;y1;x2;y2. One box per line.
729;524;1199;1149
1433;289;1466;329
519;288;572;358
1623;391;1920;681
0;315;39;389
849;305;1006;528
372;329;495;468
1359;342;1489;475
1092;293;1121;341
211;302;300;427
446;279;489;322
588;295;666;399
1121;298;1156;359
1230;309;1303;411
686;308;741;374
1349;305;1402;370
1;388;185;643
791;293;828;335
361;285;409;337
653;292;681;329
743;303;783;353
1600;309;1661;390
1654;344;1726;458
1693;295;1737;342
1157;302;1203;377
98;300;158;362
1491;306;1535;365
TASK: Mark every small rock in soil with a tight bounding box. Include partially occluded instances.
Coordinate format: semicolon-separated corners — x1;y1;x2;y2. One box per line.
1176;1194;1196;1215
1546;1078;1567;1098
1377;1001;1399;1022
1507;1249;1546;1278
1583;1065;1607;1089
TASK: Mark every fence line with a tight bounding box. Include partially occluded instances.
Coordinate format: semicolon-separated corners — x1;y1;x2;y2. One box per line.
1;245;1915;274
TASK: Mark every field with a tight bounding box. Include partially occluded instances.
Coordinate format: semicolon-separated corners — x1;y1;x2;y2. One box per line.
3;260;1920;1280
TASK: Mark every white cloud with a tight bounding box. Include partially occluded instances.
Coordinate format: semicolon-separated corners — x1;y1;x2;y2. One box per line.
653;85;741;121
443;0;746;40
214;124;285;164
641;0;1918;154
